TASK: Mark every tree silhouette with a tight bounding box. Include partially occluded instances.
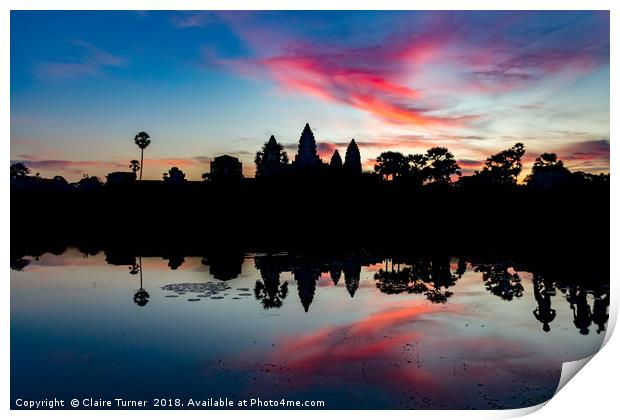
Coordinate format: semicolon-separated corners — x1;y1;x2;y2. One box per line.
571;171;609;188
52;175;68;185
77;175;103;190
133;288;150;306
592;292;609;334
474;143;525;186
570;289;592;335
533;152;562;169
374;257;454;302
455;258;467;278
134;131;151;180
11;257;31;271
129;159;141;174
425;147;461;185
526;152;571;190
128;261;140;275
10;162;30;179
254;280;289;309
255;135;288;177
375;267;419;294
163;167;186;183
406;153;429;187
374;151;408;180
429;256;457;289
254;264;289;310
344;139;362;173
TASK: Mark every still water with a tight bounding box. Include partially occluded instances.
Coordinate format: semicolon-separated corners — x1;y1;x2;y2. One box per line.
11;249;608;409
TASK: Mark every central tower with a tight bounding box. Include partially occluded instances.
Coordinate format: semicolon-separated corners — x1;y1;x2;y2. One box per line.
293;123;322;168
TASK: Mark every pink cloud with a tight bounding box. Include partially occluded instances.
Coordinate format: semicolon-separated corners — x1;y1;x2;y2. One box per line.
226;299;563;408
14;158;125;175
553;140;609;173
217;52;474;127
204;11;607;129
458;159;483;175
251;303;449;390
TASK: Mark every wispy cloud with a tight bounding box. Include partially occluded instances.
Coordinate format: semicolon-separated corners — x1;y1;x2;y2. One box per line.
171;11;212;28
11;155;216;179
12;158;125;175
33;40;128;79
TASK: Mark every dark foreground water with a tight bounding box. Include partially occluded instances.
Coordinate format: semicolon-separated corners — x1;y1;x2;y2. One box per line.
11;250;608;409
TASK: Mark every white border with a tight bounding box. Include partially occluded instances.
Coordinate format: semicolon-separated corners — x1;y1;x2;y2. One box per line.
3;1;617;420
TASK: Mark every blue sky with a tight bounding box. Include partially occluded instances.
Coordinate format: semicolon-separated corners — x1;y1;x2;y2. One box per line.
11;10;610;180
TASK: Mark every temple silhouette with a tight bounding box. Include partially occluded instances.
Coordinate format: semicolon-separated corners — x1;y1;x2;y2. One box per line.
292;123;322;169
254;122;363;178
10;121;610;324
190;123;364;182
10;121;608;188
209;155;243;182
253;254;379;312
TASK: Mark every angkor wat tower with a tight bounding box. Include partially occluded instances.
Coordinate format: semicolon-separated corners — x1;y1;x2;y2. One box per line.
344;139;362;174
292;123;322;168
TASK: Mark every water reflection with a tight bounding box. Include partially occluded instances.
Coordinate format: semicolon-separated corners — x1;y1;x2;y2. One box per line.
12;249;609;336
532;274;555;332
132;256;150;307
254;256;289;309
10;248;609;409
374;256;458;303
202;250;244;281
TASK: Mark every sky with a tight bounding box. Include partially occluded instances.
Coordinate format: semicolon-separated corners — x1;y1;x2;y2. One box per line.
10;10;610;181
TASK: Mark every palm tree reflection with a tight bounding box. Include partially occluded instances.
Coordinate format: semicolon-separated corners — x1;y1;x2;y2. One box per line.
131;256;150;307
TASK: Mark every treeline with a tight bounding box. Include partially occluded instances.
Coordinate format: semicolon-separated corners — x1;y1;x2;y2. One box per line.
9;141;609;193
372;143;608;191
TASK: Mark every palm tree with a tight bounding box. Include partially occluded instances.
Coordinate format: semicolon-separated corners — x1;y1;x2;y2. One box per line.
134;132;151;180
129;159;140;174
